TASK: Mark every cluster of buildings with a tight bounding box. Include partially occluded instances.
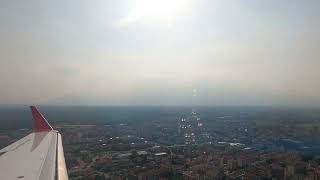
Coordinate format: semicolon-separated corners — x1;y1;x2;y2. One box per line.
57;123;320;180
178;110;209;145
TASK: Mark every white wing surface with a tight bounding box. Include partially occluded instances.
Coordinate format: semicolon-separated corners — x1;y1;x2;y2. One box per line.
0;106;68;180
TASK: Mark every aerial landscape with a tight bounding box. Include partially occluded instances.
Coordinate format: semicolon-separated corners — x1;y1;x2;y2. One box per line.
1;106;320;179
0;0;320;180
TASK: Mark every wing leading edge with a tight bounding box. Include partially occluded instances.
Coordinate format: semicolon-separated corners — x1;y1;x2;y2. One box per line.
0;106;68;180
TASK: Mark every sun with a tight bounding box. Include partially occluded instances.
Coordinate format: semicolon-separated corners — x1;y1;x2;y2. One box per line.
120;0;194;26
134;0;190;20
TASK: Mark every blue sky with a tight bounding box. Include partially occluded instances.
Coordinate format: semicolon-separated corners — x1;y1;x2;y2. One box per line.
0;0;319;106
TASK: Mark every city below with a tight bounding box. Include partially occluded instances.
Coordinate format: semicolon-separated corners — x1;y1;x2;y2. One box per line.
1;106;320;180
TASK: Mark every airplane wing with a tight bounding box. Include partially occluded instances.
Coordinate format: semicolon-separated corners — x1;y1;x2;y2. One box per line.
0;106;68;180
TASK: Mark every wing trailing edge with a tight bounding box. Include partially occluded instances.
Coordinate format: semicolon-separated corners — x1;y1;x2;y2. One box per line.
31;106;53;132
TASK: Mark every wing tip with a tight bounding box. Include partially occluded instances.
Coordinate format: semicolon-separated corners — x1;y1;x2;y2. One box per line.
30;105;53;132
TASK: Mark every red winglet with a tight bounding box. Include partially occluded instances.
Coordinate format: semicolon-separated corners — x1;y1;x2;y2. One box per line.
31;106;53;132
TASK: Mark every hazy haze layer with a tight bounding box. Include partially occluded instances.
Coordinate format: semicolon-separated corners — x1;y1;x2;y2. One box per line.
0;0;319;106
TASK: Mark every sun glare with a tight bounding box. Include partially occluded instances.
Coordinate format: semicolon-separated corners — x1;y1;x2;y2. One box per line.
122;0;193;26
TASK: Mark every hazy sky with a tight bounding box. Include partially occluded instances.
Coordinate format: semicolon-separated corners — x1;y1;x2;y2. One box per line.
0;0;319;106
